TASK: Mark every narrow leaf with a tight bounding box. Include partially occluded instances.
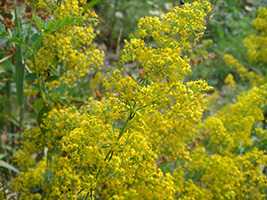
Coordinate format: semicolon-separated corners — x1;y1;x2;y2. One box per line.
45;16;82;33
0;154;6;160
14;7;25;125
0;160;19;173
32;14;45;31
87;0;102;8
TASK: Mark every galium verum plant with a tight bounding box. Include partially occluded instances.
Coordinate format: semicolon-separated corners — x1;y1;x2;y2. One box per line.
11;1;267;200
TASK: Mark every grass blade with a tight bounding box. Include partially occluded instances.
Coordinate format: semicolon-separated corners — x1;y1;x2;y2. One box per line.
14;6;25;126
0;160;19;174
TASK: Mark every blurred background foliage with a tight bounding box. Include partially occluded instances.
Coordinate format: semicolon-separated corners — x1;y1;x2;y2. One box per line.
191;0;267;87
94;0;174;49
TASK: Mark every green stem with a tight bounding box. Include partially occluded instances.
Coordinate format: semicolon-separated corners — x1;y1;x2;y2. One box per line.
93;104;138;198
104;111;134;162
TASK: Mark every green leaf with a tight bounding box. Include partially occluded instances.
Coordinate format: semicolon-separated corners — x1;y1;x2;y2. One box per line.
45;16;82;34
0;160;19;173
0;154;6;160
32;14;46;31
0;23;7;37
33;98;44;113
87;0;102;8
31;33;43;52
14;7;25;125
0;65;6;74
15;45;24;107
1;59;13;73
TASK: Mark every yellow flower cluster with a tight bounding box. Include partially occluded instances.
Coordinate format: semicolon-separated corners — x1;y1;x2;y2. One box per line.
186;7;267;198
135;0;211;50
28;0;103;90
12;1;267;199
244;7;267;64
121;1;211;82
224;54;264;87
204;84;267;153
118;0;212;159
13;104;176;199
224;7;267;91
13;1;213;199
224;73;236;88
175;147;267;199
169;80;267;199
